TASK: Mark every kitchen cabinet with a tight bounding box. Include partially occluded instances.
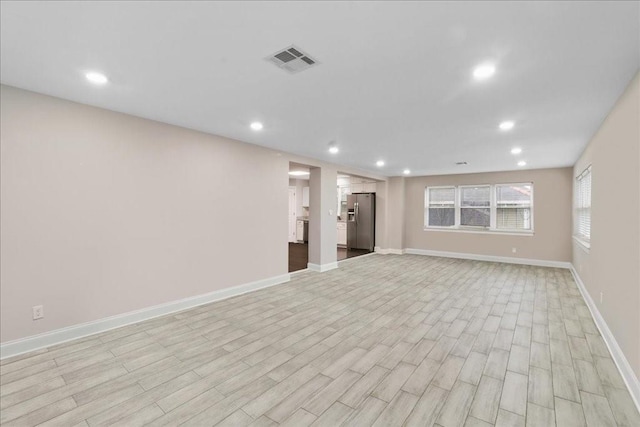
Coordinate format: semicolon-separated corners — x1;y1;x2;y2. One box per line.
337;177;350;187
351;183;364;193
337;222;347;246
302;187;309;207
296;220;305;242
349;178;376;194
296;219;309;243
338;186;350;219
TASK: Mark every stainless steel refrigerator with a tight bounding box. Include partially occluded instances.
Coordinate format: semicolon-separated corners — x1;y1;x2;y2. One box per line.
347;193;376;251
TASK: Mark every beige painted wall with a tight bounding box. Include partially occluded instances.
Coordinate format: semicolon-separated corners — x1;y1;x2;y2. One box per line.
386;177;406;250
308;167;338;267
572;73;640;378
0;85;290;342
403;168;573;262
374;181;388;250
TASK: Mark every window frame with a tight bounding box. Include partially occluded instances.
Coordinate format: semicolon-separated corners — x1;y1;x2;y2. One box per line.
424;182;534;235
424;185;457;229
574;166;592;249
494;182;535;232
458;184;492;229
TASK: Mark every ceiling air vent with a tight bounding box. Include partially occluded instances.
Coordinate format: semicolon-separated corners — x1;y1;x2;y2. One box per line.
267;45;318;74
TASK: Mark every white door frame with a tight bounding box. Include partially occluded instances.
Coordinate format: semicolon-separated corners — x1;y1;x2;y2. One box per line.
288;187;297;243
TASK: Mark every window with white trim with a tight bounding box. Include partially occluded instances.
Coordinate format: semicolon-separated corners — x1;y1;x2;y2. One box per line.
575;166;592;241
460;186;491;227
425;187;456;227
424;183;534;233
496;183;533;231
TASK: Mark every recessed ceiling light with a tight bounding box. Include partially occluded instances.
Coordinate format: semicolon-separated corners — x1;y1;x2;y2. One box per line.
328;141;339;154
376;160;385;167
288;171;310;176
473;63;496;80
499;121;515;131
511;147;522;155
85;72;108;85
517;160;527;167
250;122;263;131
403;169;411;175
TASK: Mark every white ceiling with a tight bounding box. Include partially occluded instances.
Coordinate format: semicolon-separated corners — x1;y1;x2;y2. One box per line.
1;1;638;176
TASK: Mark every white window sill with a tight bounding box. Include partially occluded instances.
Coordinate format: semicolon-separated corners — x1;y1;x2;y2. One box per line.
424;227;534;237
573;236;591;252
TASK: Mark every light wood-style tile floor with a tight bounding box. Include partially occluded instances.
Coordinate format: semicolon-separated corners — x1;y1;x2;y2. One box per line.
1;255;639;426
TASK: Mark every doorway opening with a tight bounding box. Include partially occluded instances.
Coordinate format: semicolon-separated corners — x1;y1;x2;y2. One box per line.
337;174;377;261
287;167;378;272
288;187;297;243
288;163;310;272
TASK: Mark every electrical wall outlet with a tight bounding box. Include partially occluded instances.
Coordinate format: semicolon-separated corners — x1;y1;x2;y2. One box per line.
32;305;44;320
512;247;517;253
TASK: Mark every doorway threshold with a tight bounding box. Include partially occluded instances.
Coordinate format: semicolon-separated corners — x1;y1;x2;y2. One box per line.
337;251;377;264
289;268;310;276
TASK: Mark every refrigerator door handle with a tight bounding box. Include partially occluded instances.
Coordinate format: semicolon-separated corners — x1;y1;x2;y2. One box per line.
355;202;359;223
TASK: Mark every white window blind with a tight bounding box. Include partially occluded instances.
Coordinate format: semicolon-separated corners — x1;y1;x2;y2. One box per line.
496;184;533;230
576;166;592;240
426;187;455;227
460;186;490;227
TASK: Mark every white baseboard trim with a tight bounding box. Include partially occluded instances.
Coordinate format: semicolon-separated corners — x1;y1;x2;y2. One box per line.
404;248;572;269
0;273;291;360
307;262;338;273
374;247;405;255
569;266;640;412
